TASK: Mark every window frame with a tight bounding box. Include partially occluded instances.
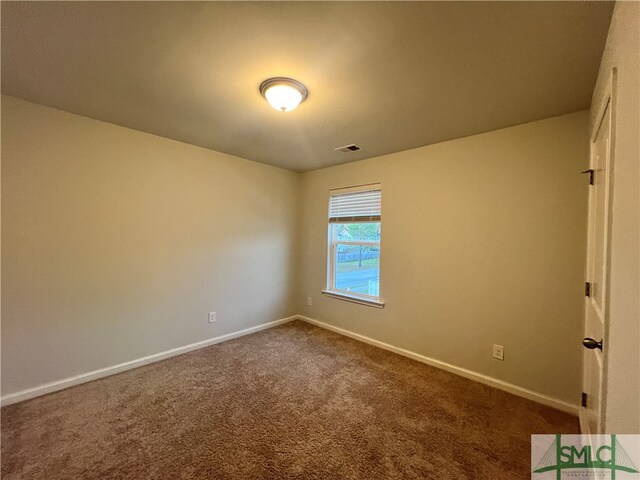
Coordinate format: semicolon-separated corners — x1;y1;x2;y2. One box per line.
323;185;384;308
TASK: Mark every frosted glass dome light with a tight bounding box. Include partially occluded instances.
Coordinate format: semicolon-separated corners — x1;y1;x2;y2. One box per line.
260;77;308;112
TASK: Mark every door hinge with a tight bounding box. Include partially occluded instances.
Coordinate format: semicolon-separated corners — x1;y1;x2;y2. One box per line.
585;282;592;297
581;169;595;185
582;392;588;408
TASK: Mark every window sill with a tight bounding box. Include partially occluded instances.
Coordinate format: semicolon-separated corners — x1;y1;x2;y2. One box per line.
321;290;385;308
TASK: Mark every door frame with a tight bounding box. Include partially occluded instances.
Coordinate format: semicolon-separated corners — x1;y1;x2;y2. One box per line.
579;68;617;435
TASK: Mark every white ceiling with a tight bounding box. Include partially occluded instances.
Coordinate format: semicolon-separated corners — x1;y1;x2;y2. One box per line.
2;2;613;172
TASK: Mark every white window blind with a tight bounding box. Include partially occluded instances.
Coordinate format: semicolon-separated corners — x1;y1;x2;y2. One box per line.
328;184;381;223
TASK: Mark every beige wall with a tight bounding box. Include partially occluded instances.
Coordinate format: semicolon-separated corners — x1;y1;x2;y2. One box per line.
591;2;640;434
298;111;589;405
1;95;594;408
1;96;298;396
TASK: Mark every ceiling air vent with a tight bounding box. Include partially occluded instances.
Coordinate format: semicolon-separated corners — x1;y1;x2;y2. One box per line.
334;144;361;154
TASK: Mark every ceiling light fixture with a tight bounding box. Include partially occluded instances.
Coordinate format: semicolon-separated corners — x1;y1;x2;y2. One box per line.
259;77;308;112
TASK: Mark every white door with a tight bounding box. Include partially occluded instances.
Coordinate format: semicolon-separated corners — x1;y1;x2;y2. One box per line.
580;98;613;435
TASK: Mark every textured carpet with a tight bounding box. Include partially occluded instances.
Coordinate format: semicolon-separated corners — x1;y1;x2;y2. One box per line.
1;320;577;479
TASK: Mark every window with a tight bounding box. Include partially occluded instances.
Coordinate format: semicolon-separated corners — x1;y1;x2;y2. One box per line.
323;184;383;307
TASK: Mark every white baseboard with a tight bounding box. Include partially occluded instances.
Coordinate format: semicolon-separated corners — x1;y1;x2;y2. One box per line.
0;315;297;407
297;315;579;415
1;314;579;415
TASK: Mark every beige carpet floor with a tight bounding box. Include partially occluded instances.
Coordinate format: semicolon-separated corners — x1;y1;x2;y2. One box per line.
1;320;578;479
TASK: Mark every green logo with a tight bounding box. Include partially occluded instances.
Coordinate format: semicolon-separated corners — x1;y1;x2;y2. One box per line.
533;434;639;479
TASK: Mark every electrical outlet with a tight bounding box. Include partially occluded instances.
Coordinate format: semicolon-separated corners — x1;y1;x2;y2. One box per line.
492;344;504;361
307;297;312;306
208;312;216;324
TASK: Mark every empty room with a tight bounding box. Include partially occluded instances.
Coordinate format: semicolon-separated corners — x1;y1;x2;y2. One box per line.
1;1;639;479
